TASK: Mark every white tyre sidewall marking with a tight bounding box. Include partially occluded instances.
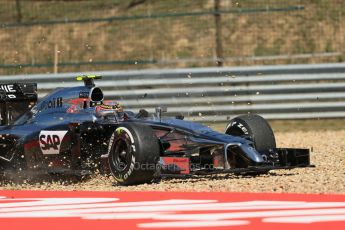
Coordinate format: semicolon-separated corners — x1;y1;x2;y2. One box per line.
109;127;137;182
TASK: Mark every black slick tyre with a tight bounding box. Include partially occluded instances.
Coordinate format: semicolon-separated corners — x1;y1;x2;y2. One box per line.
225;114;276;153
108;123;160;185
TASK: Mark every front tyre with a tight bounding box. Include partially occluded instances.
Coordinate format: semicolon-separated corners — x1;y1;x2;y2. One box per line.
108;123;160;185
225;114;276;153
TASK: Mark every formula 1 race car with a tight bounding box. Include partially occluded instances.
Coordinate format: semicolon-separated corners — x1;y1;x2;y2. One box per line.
0;76;311;185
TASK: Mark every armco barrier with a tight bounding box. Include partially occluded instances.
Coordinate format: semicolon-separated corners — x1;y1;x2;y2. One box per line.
1;63;345;122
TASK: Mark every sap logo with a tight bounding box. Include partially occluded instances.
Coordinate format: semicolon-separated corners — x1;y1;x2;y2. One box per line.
39;130;67;155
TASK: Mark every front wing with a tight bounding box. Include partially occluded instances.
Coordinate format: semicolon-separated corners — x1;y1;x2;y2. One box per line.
159;148;313;176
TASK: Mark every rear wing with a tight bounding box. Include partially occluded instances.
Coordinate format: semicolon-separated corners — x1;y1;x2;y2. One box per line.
0;83;37;125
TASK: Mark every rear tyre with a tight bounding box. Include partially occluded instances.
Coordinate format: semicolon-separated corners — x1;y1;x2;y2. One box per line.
225;114;276;153
108;123;159;185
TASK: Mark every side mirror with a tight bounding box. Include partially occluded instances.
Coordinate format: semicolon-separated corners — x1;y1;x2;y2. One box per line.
175;113;184;120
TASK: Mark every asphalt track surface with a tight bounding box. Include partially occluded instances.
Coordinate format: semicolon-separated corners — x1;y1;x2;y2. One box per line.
0;130;344;193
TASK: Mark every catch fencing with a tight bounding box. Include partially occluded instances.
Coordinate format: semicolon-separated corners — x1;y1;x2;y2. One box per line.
1;63;345;122
1;1;344;75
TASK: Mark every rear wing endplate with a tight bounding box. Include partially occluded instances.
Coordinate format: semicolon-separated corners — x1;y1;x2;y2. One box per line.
0;83;37;101
0;83;37;125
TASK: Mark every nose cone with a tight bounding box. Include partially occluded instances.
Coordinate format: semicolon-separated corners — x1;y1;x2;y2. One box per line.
238;144;265;164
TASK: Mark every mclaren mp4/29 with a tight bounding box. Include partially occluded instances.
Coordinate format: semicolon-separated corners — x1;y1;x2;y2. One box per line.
0;76;311;185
